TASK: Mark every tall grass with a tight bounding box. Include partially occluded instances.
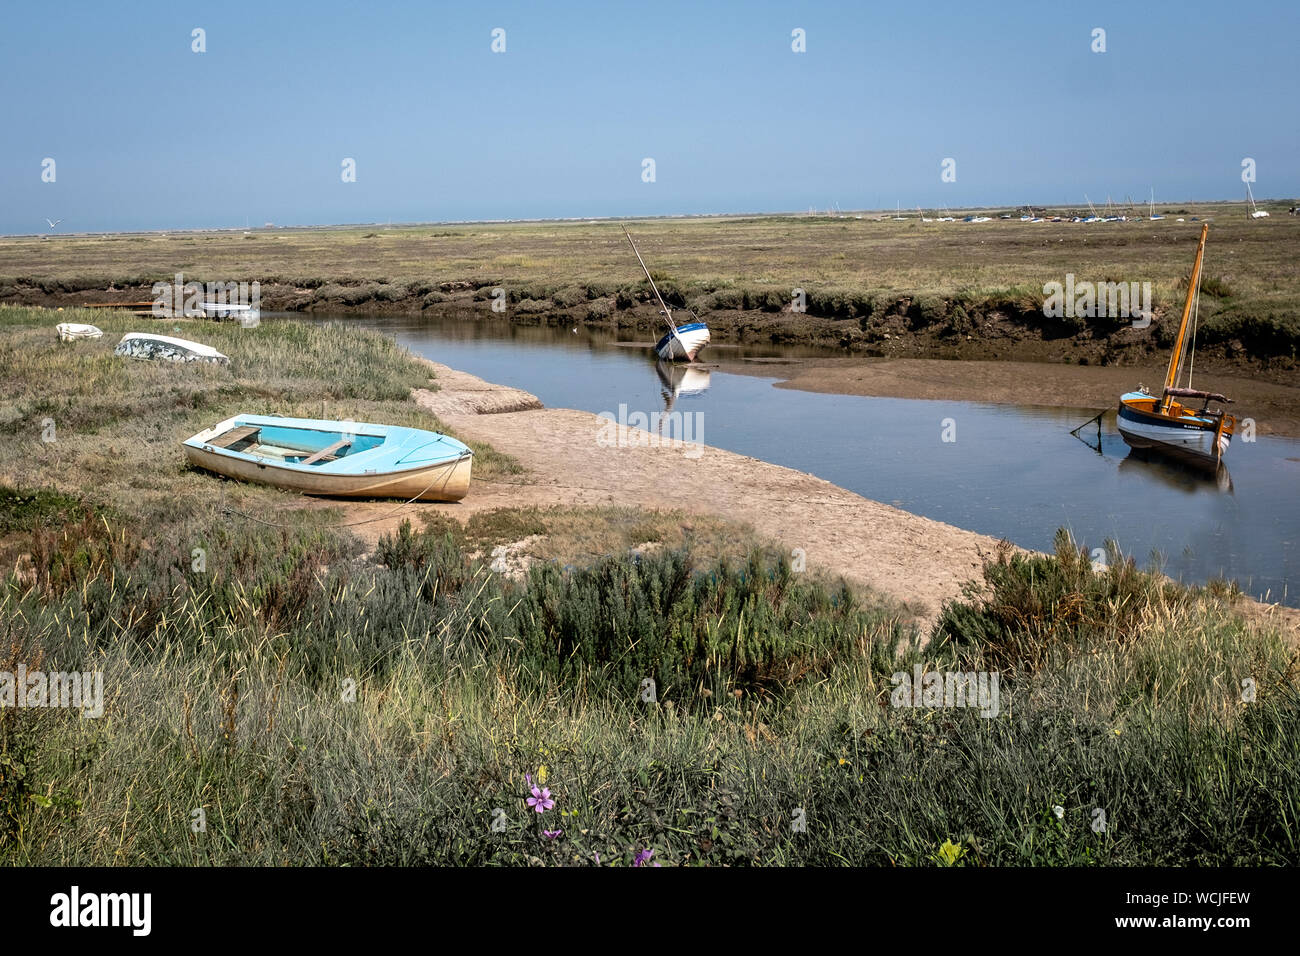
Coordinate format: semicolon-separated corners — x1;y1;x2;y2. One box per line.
3;502;1295;866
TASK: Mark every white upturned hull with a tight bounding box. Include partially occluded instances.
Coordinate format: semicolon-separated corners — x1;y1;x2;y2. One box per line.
114;332;229;365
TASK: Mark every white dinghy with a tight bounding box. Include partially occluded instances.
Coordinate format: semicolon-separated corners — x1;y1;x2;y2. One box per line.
56;323;103;342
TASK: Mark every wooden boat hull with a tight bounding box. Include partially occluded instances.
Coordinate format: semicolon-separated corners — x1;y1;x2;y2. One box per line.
655;322;710;362
1117;395;1231;469
1116;226;1238;472
182;415;472;501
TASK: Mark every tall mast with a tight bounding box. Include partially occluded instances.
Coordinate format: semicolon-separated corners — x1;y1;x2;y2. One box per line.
1162;223;1209;410
624;227;677;334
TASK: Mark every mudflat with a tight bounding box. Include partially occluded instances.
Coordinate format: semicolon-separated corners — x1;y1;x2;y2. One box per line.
751;357;1300;437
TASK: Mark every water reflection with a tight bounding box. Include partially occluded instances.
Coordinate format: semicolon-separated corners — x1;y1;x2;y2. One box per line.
299;312;1296;606
1069;409;1234;493
655;359;711;413
1119;451;1233;494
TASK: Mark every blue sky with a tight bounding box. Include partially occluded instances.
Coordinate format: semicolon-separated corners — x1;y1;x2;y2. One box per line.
1;0;1296;233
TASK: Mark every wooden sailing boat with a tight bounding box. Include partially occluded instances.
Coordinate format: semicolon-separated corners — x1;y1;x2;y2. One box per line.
1117;224;1236;469
624;227;710;362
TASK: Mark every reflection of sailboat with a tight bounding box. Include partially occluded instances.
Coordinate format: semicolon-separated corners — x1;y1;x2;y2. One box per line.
655;358;711;413
1118;224;1237;471
1119;451;1233;494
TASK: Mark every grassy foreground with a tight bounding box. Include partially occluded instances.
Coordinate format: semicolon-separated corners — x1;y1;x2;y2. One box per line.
1;306;1297;866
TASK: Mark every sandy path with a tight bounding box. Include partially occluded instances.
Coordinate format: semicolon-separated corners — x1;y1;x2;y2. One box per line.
389;362;1004;627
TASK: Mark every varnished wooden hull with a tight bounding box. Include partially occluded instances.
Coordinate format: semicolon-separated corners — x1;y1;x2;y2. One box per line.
1117;397;1231;470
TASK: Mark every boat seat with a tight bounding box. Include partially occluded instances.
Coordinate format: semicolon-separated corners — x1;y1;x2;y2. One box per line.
299;439;352;466
208;425;260;451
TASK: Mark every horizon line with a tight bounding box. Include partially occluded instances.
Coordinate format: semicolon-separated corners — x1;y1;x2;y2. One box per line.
4;194;1293;239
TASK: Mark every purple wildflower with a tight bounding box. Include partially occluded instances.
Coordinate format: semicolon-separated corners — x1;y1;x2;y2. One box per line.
543;829;563;840
527;785;555;814
633;848;657;867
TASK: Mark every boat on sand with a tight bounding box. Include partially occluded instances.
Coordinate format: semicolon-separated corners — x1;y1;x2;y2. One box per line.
182;414;473;501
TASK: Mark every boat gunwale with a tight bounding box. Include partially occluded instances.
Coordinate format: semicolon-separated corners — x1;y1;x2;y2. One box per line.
1118;395;1231;432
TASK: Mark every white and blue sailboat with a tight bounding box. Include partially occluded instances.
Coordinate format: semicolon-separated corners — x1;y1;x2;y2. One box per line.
624;227;710;363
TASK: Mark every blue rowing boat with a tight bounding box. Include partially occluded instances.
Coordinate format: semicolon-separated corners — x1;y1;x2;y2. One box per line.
182;414;472;501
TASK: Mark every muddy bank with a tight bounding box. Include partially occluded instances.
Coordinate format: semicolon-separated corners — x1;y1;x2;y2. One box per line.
11;277;1296;432
734;357;1300;438
10;279;1298;386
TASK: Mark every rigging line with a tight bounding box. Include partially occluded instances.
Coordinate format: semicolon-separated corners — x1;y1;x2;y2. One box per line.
1186;272;1201;390
215;452;471;530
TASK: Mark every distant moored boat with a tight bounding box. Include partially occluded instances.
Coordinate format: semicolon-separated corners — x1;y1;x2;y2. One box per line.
624;227;710;363
201;301;260;322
